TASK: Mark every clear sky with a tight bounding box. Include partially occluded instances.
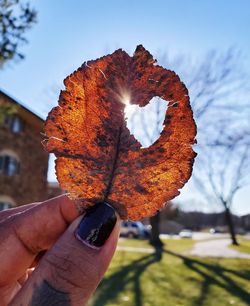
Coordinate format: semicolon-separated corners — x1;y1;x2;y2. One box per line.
1;0;250;215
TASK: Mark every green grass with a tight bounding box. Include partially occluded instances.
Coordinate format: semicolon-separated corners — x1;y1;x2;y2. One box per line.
90;239;250;306
230;238;250;254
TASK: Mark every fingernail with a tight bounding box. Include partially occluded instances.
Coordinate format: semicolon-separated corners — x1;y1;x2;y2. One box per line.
75;202;117;249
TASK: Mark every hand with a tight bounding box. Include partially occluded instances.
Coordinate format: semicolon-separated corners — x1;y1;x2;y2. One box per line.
0;195;120;306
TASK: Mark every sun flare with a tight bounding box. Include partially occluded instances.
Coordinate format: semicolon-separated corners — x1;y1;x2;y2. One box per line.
121;92;131;105
118;90;137;118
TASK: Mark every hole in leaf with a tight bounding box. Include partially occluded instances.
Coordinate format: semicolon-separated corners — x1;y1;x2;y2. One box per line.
125;97;168;148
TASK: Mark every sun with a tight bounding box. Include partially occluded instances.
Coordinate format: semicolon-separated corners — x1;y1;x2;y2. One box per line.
120;91;131;105
124;103;137;118
122;95;131;105
117;89;137;118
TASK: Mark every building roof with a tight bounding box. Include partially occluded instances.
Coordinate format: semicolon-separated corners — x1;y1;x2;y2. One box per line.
0;89;45;129
0;89;44;120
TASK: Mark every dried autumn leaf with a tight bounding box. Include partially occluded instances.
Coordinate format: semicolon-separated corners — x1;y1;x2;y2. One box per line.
44;45;197;220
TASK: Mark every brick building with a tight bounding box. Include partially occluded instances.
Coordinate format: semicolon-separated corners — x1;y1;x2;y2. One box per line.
0;90;50;209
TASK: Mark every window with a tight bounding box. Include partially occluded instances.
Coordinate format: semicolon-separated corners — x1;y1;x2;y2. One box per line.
12;116;24;133
4;115;24;133
0;155;20;176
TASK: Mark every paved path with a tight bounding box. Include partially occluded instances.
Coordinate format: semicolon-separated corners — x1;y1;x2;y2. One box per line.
117;246;154;253
160;232;229;241
117;238;250;259
190;238;250;259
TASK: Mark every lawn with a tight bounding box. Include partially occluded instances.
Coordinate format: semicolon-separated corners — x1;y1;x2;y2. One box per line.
90;239;250;306
230;238;250;254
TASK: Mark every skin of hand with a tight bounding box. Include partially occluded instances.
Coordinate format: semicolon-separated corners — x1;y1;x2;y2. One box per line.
0;195;120;306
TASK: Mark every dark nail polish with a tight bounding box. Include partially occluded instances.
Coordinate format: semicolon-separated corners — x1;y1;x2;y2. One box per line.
76;202;117;249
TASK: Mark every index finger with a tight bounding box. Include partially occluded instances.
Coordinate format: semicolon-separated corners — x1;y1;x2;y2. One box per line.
0;195;80;286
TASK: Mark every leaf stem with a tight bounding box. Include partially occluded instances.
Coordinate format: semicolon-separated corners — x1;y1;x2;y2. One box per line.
104;126;122;200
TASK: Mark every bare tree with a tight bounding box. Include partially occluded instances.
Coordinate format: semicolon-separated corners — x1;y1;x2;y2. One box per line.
126;48;250;245
187;50;250;245
194;129;250;245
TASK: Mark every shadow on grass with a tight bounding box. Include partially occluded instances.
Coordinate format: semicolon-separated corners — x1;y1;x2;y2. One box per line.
92;252;161;306
163;249;250;306
92;246;250;306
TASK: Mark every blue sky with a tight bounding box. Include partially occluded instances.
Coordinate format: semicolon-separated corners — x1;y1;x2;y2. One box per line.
1;0;250;214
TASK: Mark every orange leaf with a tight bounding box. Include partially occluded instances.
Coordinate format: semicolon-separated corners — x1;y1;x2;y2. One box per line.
44;45;197;220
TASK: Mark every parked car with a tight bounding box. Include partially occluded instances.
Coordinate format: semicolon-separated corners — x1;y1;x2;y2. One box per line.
210;228;222;234
121;221;150;239
179;229;193;238
209;227;227;234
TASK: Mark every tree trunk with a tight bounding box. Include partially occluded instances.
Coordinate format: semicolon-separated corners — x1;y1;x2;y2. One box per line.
149;212;163;249
224;207;239;245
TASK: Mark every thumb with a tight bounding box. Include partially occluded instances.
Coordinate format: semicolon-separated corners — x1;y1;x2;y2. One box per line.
10;203;120;306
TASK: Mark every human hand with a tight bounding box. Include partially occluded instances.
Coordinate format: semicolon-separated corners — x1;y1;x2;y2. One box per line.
0;195;120;306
